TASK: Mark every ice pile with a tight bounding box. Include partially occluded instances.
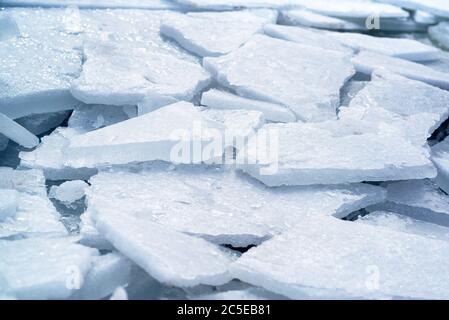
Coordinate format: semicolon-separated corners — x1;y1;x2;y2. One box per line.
2;0;449;300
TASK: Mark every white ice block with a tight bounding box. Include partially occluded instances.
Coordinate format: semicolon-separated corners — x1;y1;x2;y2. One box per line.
0;113;40;149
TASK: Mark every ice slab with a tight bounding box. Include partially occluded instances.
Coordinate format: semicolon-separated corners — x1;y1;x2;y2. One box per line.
328;31;440;62
85;164;385;247
2;0;179;9
368;180;449;228
280;9;364;30
0;13;20;41
352;51;449;90
377;0;449;19
429;22;449;51
201;89;296;123
358;210;449;242
0;190;18;222
263;24;353;54
71;41;210;106
65;102;226;168
92;207;235;287
49;180;89;208
204;34;355;122
232;216;449;299
241;121;436;187
0;237;98;300
161;10;276;57
71;253;132;300
339;71;449;146
414;10;441;25
0;114;39;149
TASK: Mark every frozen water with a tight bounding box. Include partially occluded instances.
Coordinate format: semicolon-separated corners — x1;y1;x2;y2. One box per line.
377;0;449;19
242;121;436;187
92;207;235;287
161;10;277;57
71;41;210;106
110;287;128;300
84;165;385;247
0;113;40;149
201;89;296;123
280;9;364;30
0;237;98;299
339;71;449;146
328;31;440;62
0;190;18;222
358;210;449;242
432;138;449;195
0;135;8;152
413;10;441;25
0;167;47;196
429;22;449;51
204;34;355;122
2;0;179;9
49;180;89;207
0;13;20;41
171;0;293;10
71;253;132;300
353;51;449;90
368;179;449;228
232;216;449;299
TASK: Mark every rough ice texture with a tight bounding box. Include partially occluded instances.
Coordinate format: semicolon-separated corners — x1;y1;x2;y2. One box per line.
280;9;364;30
241;121;436;187
160;10;277;57
369;179;449;228
201;89;296;123
352;51;449;90
65;102;225;168
358;210;449;242
2;0;179;9
232;215;449;299
204;35;355;122
49;180;89;206
0;190;18;222
92;207;235;287
0;237;98;300
429;22;449;51
172;0;293;10
327;31;440;62
84;164;385;247
339;71;449;146
0;113;40;149
71;253;132;300
377;0;449;19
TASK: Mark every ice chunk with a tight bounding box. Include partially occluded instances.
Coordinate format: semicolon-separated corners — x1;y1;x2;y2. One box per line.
71;253;132;300
339;71;449;146
429;22;449;51
377;0;449;19
71;41;210;106
352;51;449;90
65;102;225;168
241;121;436;187
233;216;449;299
280;9;364;30
0;190;18;222
414;10;441;25
15;111;71;136
0;114;40;149
110;287;128;300
204;35;355;122
0;237;98;299
2;0;178;9
369;180;449;228
92;207;234;287
49;180;89;208
358;210;449;242
85;165;385;247
328;31;440;62
263;24;353;54
201;89;296;123
432;138;449;195
0;13;20;41
160;10;276;57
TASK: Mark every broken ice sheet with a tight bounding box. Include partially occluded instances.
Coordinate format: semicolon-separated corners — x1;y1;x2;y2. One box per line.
203;34;355;122
368;179;449;228
92;207;235;287
2;0;179;9
357;210;449;242
241;121;436;187
280;9;365;30
232;216;449;299
160;10;277;57
429;22;449;51
352;51;449;90
0;237;98;300
339;71;449;146
83;164;385;247
0;113;39;149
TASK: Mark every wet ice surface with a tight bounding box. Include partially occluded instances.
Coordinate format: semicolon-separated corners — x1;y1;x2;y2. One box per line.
2;1;449;300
